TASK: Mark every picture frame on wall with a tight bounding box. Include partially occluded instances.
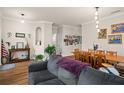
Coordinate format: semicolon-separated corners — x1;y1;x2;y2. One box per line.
64;35;82;46
11;45;16;49
111;23;124;33
16;42;24;49
108;34;122;44
15;33;25;38
98;28;107;39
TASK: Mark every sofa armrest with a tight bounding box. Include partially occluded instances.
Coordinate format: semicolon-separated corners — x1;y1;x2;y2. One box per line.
28;61;47;72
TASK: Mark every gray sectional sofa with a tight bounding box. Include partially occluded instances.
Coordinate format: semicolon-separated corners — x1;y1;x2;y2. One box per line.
28;55;124;85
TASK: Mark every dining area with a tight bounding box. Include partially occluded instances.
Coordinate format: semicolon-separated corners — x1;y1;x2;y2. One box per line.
72;48;124;76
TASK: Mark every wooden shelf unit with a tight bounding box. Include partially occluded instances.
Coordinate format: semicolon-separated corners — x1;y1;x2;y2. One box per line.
9;48;30;63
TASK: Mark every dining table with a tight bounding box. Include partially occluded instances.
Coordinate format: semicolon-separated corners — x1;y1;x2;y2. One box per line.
72;50;124;63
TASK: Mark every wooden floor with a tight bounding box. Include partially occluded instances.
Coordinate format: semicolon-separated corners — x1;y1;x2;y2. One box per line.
0;61;32;85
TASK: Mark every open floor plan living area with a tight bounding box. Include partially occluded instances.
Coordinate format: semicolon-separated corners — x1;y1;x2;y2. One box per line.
1;7;124;85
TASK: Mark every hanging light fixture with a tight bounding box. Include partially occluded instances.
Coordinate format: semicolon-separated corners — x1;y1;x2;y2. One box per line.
20;13;25;23
95;7;100;33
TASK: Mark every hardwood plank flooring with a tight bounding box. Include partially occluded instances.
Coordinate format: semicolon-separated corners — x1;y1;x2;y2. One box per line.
0;61;31;85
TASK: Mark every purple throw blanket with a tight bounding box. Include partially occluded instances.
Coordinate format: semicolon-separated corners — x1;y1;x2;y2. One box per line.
57;57;90;76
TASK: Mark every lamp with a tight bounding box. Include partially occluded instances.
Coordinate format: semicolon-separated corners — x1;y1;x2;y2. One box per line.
95;7;100;32
20;13;25;23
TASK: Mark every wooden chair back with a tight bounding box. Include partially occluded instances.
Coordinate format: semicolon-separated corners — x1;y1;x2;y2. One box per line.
88;49;94;53
93;54;106;69
74;49;80;52
95;50;105;55
74;51;81;61
106;51;117;56
81;51;92;64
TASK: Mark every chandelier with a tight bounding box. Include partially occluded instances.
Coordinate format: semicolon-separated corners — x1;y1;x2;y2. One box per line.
95;7;100;32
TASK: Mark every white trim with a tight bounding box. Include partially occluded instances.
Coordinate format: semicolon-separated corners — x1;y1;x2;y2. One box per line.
2;16;53;24
82;11;124;26
62;24;80;28
2;11;124;26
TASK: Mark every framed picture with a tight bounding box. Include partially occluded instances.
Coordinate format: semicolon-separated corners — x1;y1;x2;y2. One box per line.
111;23;124;33
108;34;122;44
16;33;25;38
98;28;107;39
11;45;15;49
64;35;82;46
64;35;69;46
16;42;24;49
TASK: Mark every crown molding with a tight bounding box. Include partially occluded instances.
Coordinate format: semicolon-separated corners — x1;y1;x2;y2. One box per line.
2;16;53;24
62;24;80;28
82;11;124;26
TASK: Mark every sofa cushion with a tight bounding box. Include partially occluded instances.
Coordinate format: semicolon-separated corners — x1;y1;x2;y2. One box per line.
28;61;47;72
47;55;62;76
58;67;78;85
29;70;57;85
103;73;124;85
36;78;65;85
78;67;106;85
78;66;124;85
99;67;119;76
57;57;90;77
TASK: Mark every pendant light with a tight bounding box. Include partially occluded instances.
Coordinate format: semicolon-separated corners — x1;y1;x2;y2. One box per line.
95;7;100;33
21;13;25;23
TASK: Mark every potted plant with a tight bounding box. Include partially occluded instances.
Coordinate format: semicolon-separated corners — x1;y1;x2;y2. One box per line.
35;54;44;61
44;44;56;60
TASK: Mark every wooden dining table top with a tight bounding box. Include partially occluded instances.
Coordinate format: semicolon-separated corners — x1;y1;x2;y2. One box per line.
72;51;124;63
106;55;124;63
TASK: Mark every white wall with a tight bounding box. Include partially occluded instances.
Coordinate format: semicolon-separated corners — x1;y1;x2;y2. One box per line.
30;22;44;58
1;17;82;59
2;18;34;59
1;18;53;60
82;13;124;56
31;22;52;57
2;19;32;47
44;22;52;48
61;25;82;56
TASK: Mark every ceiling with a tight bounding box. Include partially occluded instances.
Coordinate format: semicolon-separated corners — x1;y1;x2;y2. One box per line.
1;7;124;25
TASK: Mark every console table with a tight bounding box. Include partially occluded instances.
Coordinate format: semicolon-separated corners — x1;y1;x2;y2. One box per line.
9;48;30;63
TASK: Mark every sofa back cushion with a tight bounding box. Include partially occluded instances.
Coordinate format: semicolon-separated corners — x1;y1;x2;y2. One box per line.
47;55;62;76
78;67;106;85
57;57;90;77
58;67;78;85
103;73;124;85
78;66;124;85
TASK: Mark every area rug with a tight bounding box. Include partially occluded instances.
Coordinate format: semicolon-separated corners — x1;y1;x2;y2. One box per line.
0;64;16;71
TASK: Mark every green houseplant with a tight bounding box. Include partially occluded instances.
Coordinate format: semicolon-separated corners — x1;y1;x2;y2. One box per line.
35;54;44;61
44;44;56;56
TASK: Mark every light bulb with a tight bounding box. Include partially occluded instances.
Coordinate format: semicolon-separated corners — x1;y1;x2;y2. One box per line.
95;16;98;20
97;29;100;33
96;24;99;28
21;20;24;23
95;11;98;15
96;20;99;24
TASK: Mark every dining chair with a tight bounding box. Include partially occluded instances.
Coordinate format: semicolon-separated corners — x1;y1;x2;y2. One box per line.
106;51;117;56
88;49;94;53
93;54;105;68
106;51;117;65
95;50;105;55
81;51;92;64
93;54;112;69
73;51;81;61
74;48;80;52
